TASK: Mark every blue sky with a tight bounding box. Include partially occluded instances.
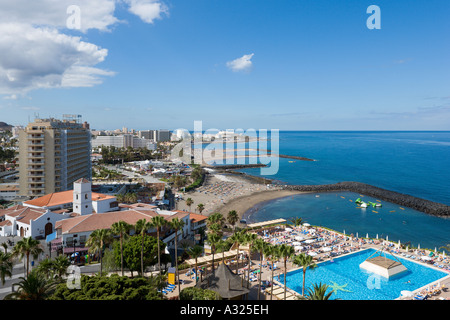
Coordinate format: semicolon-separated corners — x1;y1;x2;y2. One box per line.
1;0;450;131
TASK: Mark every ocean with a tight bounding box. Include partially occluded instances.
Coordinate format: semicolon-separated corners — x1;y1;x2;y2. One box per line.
226;131;450;251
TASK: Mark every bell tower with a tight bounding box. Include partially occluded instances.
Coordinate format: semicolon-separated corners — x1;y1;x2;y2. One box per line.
73;178;92;215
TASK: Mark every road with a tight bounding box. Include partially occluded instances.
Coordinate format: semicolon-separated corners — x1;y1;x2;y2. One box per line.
0;236;101;299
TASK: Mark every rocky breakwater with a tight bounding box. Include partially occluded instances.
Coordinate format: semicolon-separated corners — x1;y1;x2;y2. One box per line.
282;181;450;217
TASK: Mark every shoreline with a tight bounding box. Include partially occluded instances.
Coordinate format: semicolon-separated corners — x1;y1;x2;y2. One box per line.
211;165;450;217
214;189;307;224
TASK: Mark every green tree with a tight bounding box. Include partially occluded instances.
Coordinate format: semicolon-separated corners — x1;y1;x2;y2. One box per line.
111;221;131;276
244;233;258;289
293;253;318;297
289;217;303;228
186;245;203;284
135;219;153;276
264;244;280;300
52;255;71;279
0;251;13;285
151;215;167;277
86;229;113;276
228;230;245;275
303;282;335;300
185;198;194;211
227;210;239;230
279;244;295;300
4;269;57;300
179;287;219;300
13;237;44;276
113;235;160;276
36;258;54;279
169;217;185;298
252;238;267;300
207;233;221;275
197;203;205;214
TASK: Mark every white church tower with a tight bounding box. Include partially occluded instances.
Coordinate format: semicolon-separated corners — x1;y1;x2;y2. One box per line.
73;178;93;215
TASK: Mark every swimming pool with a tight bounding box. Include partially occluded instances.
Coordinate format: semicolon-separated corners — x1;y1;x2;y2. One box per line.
279;248;449;300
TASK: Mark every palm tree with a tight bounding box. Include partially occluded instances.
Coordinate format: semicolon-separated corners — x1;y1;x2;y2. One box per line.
293;253;318;297
187;245;203;284
169;217;185;298
244;233;258;288
264;244;279;300
86;229;113;276
0;251;13;285
52;255;71;279
289;217;303;228
253;238;266;300
135;218;153;276
13;237;44;276
111;220;131;276
227;210;239;230
197;203;205;214
185;198;194;211
151;215;167;276
36;258;54;279
207;212;225;229
228;230;245;275
4;269;57;300
304;282;334;300
279;244;295;300
1;242;8;254
207;232;221;275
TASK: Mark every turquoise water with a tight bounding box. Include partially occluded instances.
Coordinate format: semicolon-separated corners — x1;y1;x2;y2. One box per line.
243;191;450;251
237;131;450;205
279;248;449;300
223;131;450;251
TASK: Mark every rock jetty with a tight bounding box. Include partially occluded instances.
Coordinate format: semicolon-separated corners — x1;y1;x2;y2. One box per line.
282;181;450;217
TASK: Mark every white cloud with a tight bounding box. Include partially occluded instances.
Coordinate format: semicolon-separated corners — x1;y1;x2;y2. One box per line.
0;23;114;95
0;1;168;96
226;53;254;72
125;0;169;24
0;0;119;33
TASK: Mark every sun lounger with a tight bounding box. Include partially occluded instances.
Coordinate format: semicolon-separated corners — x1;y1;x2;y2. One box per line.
413;294;427;300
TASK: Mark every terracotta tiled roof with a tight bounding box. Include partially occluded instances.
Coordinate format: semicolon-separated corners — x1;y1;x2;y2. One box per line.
0;220;11;226
23;190;115;208
174;210;207;223
0;205;48;225
56;209;189;234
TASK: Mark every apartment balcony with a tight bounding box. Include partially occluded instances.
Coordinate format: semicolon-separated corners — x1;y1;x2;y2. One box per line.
28;159;44;164
27;135;44;140
28;178;45;183
27;190;45;196
28;153;44;159
27;172;45;177
28;185;45;191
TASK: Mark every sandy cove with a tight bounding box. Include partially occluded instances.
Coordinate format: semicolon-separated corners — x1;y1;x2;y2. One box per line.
175;169;306;222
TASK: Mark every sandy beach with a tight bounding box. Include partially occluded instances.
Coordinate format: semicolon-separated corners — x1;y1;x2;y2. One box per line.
174;168;305;222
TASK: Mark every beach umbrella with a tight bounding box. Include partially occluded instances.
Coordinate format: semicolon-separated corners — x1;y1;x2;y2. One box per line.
386;235;389;242
356;232;358;238
398;240;401;249
418;244;420;250
366;233;369;239
303;223;310;227
376;234;379;239
284;227;293;232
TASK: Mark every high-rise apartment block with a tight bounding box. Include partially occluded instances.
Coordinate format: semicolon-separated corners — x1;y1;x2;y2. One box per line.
139;129;171;142
18;116;91;197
